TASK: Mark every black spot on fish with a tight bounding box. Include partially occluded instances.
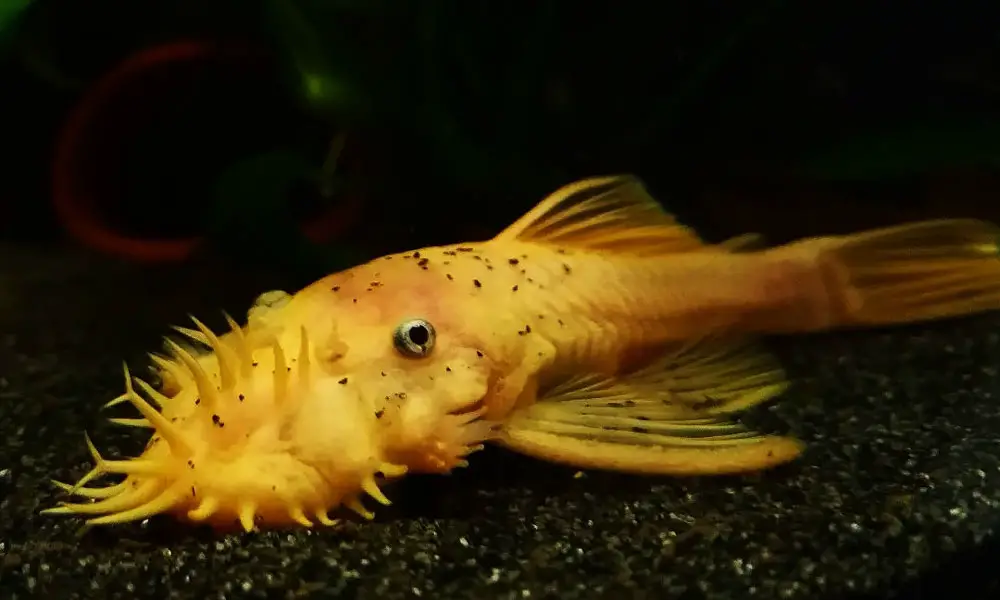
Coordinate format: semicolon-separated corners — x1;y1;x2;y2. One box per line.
252;361;259;367
194;398;200;406
562;264;572;274
556;249;567;254
380;371;387;377
188;460;195;468
476;350;484;357
417;258;429;267
413;251;421;259
353;298;358;303
636;416;650;421
238;393;245;402
473;279;482;288
631;426;649;434
690;396;726;411
443;260;451;265
191;486;197;497
446;273;454;280
486;265;494;270
445;366;452;372
211;414;223;427
508;258;519;265
473;255;482;261
457;246;474;252
375;410;385;419
443;250;457;256
557;319;564;327
370;281;382;287
332;286;341;292
338;377;349;385
511;285;519;292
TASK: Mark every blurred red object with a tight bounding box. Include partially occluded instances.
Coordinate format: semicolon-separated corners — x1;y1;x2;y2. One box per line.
52;39;363;263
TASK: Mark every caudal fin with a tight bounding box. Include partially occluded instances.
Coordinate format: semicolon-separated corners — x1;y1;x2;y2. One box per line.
823;219;1000;325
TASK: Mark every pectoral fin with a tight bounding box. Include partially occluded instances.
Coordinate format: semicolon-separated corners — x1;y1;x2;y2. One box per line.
497;338;802;476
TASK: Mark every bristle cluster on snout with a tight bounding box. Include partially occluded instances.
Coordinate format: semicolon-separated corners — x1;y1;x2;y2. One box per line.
43;313;407;532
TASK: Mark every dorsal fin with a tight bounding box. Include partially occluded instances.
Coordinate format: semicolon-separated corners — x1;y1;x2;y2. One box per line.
493;175;709;256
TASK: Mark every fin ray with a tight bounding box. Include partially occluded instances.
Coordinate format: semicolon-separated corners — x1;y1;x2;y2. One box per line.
494;175;710;256
499;337;800;476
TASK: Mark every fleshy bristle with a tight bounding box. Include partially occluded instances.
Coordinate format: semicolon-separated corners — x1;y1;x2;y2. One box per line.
361;475;391;506
297;326;311;385
46;313;393;532
132;377;170;408
171;325;210;347
288;505;313;527
107;417;151;428
238;501;257;532
44;479;165;516
85;480;188;526
272;337;289;404
223;312;254;378
122;364;194;457
346;498;375;520
51;479;127;499
315;509;338;526
187;497;220;521
163;338;220;412
149;352;186;386
189;315;239;390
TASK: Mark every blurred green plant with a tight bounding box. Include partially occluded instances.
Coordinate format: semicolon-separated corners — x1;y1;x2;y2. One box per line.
10;0;1000;266
797;117;1000;182
0;0;31;48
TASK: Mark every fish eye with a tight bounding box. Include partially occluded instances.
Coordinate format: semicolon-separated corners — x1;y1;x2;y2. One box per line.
393;318;436;358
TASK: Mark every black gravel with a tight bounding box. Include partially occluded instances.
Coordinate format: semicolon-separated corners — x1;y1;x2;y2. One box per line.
3;243;1000;599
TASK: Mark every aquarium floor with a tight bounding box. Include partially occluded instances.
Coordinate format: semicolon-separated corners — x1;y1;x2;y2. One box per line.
2;242;1000;600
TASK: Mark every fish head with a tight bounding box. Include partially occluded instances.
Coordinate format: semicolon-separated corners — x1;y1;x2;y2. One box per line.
274;256;502;480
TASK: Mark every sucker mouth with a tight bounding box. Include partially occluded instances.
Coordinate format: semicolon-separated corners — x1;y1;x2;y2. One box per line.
450;398;486;418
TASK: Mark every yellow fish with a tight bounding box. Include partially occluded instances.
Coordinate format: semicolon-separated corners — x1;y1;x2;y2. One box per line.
44;175;1000;532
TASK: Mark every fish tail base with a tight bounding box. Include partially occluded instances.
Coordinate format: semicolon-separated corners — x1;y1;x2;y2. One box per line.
824;219;1000;326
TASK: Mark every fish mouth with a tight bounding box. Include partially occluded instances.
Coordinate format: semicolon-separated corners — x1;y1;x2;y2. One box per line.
450;397;486;418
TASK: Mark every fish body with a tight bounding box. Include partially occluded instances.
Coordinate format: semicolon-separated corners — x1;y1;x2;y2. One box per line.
45;175;1000;531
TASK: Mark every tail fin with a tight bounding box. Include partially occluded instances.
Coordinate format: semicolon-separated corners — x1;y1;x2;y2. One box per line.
821;219;1000;325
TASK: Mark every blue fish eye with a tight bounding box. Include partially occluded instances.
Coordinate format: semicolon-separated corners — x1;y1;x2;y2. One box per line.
393;318;436;358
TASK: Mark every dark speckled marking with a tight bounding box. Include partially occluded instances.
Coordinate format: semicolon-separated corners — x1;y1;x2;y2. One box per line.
13;247;1000;600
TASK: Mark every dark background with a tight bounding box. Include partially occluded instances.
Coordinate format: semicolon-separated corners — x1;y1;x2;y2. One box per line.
5;0;1000;271
3;1;1000;598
